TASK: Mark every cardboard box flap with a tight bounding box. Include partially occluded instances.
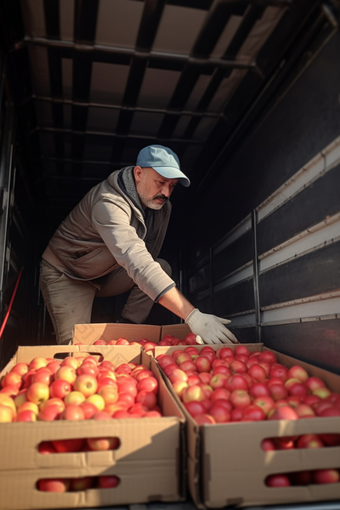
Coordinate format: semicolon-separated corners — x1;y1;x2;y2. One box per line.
72;323;162;345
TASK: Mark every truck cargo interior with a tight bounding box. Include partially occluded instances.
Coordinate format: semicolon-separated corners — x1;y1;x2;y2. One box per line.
0;0;339;376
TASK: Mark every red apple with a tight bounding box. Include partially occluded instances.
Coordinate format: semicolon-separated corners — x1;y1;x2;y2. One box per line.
195;414;216;425
98;475;120;488
38;479;70;492
312;469;340;484
266;474;291;487
230;389;251;408
50;379;71;399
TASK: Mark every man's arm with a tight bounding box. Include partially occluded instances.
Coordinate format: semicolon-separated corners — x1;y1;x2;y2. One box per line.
158;286;239;344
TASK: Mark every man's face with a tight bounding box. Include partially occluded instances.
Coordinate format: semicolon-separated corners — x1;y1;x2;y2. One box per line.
134;166;178;210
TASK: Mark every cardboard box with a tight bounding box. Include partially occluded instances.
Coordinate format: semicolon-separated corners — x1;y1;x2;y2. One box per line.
72;322;192;345
0;343;186;510
154;344;340;508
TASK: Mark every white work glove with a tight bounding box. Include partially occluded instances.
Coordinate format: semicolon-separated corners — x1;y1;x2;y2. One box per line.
185;309;239;345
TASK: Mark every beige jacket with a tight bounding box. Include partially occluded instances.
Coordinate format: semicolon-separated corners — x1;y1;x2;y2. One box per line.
42;168;175;302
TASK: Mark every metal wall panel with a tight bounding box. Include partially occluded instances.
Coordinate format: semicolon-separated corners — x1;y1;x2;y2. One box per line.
212;229;253;282
257;165;340;254
213;278;254;317
259;241;340;308
262;319;340;375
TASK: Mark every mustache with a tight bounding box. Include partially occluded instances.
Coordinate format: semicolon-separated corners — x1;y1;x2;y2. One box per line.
153;194;168;201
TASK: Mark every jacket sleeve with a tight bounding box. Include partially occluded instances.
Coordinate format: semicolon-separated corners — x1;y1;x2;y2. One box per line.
92;198;175;301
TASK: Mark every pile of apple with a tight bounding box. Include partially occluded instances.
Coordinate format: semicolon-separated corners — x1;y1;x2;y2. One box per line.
265;467;340;487
37;474;120;493
0;354;163;426
87;332;200;352
156;345;340;425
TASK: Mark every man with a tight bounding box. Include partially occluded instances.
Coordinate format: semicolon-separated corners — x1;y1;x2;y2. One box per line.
40;145;238;345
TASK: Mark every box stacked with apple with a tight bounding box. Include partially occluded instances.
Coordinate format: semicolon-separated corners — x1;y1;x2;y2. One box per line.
0;343;186;510
154;341;340;508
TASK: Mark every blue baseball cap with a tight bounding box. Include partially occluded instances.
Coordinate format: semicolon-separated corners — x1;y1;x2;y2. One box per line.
136;145;190;187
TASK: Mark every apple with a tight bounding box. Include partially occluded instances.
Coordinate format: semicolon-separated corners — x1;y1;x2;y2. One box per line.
10;362;29;376
136;377;158;395
38;405;62;421
60;404;85;420
234;345;251;357
230;360;247;374
210;373;229;389
253;396;276;416
26;382;49;406
258;351;277;364
230;389;251;408
182;385;205;403
266;474;291;487
50;379;71;399
319;433;340;446
13;390;27;409
195;414;216;425
136;390;157;410
187;374;201;386
198;383;214;399
269;384;288;402
77;364;99;377
230;407;244;422
64;391;86;406
40;397;65;412
295;403;315;418
198;372;212;384
98;386;118;405
73;374;98;397
184;401;207;417
61;356;80;369
0;394;16;415
287;381;308;398
176;352;192;364
31;368;53;386
304;376;326;392
286;365;309;383
178;360;197;372
318;406;340;417
261;438;276;451
249;382;271;398
18;401;39;415
98;475;120;488
225;374;249;392
70;477;94;491
0;385;20;397
45;360;61;375
1;372;22;390
37;478;70;492
312;469;340;484
210;388;231;401
216;347;234;360
247;364;267;382
296;434;324;449
242;404;266;421
87;436;120;451
38;441;57;454
212;366;231;377
0;404;14;422
268;406;299;421
29;357;48;370
168;369;188;384
209;402;231;423
195;356;212;373
172;380;189;398
86;394;105;411
312;387;332;399
52;438;85;453
54;366;77;385
79;401;98;419
269;363;288;380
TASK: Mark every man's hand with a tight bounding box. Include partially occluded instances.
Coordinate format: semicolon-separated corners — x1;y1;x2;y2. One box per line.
185;309;239;344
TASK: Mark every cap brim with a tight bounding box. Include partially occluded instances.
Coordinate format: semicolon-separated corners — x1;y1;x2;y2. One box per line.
152;166;191;187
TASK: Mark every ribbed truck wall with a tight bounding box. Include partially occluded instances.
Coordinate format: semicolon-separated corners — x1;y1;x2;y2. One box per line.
185;31;340;375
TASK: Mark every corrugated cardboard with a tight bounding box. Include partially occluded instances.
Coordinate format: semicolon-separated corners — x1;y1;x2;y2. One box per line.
72;322;192;345
0;342;186;510
154;344;340;508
